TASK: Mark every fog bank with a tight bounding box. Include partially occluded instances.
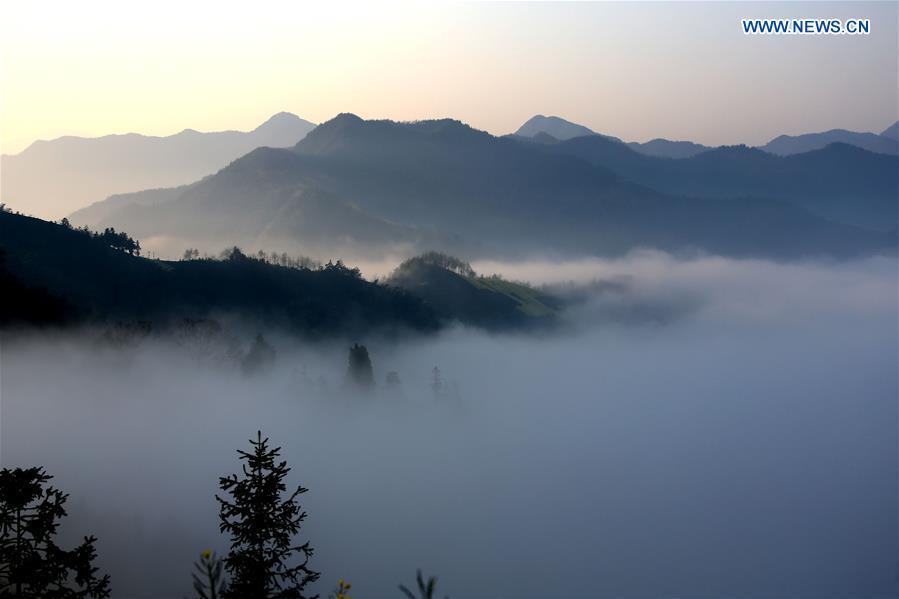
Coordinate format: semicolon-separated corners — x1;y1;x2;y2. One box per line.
1;254;896;597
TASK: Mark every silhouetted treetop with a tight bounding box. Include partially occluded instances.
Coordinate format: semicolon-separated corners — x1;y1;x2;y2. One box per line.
0;466;111;598
216;432;319;599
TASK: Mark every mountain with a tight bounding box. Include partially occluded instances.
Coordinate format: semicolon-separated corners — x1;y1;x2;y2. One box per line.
76;114;893;261
1;112;316;219
540;135;899;231
880;121;898;141
515;115;599;141
69;144;452;259
626;139;711;159
514;115;711;158
386;253;560;329
760;128;898;156
0;209;436;335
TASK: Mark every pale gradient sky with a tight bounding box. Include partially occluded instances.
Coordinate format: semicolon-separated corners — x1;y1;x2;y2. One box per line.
1;1;896;154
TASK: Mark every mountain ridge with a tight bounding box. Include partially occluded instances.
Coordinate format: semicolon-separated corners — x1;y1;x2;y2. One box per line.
1;112;317;219
73;115;895;261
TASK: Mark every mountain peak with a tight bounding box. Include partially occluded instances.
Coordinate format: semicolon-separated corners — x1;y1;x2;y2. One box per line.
253;111;311;132
881;120;898;141
516;115;597;140
326;113;364;125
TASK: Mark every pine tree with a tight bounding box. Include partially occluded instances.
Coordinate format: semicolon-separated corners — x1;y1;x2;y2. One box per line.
190;550;225;599
216;432;319;598
399;569;445;599
345;344;374;390
0;467;110;598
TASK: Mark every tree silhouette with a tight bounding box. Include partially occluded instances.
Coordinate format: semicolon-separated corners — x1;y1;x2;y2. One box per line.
190;550;225;599
399;569;446;599
96;227;140;256
0;467;110;598
216;432;319;599
345;344;374;390
241;334;276;375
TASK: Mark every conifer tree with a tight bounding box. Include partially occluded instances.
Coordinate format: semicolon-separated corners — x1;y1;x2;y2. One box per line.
190;550;225;599
216;432;319;598
345;344;374;390
0;467;110;598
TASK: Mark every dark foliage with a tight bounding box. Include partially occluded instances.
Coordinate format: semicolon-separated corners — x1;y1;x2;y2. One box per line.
0;211;439;336
216;433;319;599
0;467;110;598
190;551;225;599
345;344;374;389
95;227;140;256
399;570;446;599
0;250;73;328
241;334;277;375
387;255;559;330
402;253;475;277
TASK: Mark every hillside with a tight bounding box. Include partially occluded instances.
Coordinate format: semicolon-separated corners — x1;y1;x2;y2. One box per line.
0;210;437;336
760;128;897;156
386;253;561;329
541;136;899;230
1;112;316;220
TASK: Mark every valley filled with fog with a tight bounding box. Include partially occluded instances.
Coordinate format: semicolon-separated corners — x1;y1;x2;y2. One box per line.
2;252;895;598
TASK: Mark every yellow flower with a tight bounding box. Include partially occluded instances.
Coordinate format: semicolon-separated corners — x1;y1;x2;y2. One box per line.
338;579;344;587
201;550;212;560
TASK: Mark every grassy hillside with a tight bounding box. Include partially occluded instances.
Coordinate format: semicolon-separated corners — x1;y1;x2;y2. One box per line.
387;253;560;329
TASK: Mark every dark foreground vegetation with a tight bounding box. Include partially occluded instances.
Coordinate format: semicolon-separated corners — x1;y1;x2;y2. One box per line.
0;210;559;336
0;433;445;599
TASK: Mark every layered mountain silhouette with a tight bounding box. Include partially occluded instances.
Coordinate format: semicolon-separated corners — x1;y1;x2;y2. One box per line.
760;128;898;156
516;114;899;158
74;114;894;260
514;115;711;158
536;135;898;230
1;112;316;219
516;115;599;141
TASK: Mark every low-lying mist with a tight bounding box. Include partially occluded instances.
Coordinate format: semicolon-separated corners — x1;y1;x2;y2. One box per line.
1;252;896;598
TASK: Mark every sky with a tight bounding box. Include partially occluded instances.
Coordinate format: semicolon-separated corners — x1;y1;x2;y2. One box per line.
1;1;897;154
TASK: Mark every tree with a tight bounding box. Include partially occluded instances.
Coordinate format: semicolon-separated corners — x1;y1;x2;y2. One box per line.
0;467;110;598
216;432;319;599
399;569;446;599
219;247;248;262
345;344;374;390
190;550;225;599
97;227;140;256
241;334;276;375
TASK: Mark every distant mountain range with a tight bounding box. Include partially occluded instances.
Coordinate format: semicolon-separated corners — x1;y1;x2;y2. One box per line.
531;135;898;230
1;112;316;219
515;115;899;158
759;128;898;156
72;114;896;261
514;115;712;159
